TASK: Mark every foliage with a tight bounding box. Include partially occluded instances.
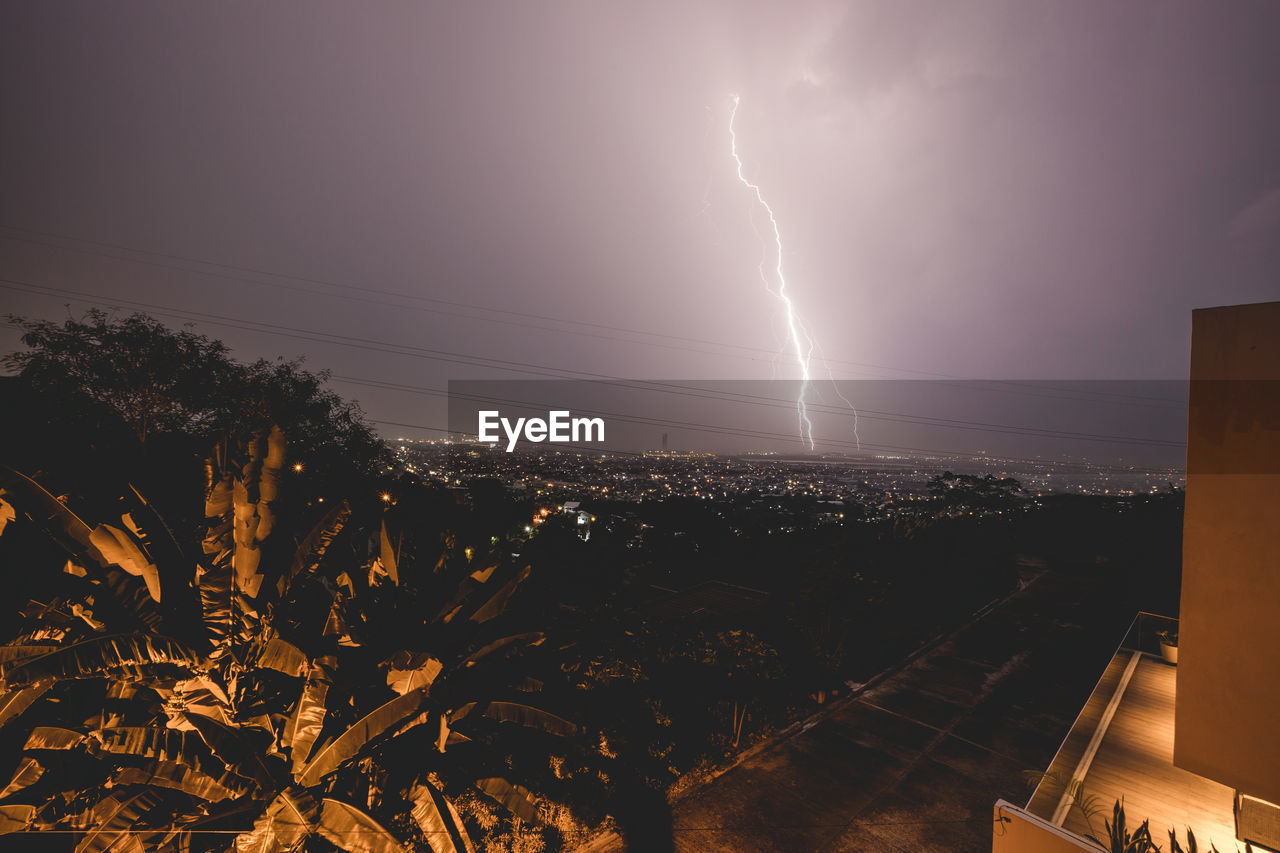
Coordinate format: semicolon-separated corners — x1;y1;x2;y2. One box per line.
3;310;239;444
927;470;1024;511
1083;798;1255;853
2;310;389;482
1024;770;1106;839
0;430;598;851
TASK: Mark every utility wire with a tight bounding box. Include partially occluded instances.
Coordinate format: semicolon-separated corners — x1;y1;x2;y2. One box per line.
0;277;1186;470
0;222;1187;409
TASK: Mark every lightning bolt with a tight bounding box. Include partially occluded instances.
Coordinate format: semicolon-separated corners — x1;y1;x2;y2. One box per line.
728;93;825;449
727;94;860;452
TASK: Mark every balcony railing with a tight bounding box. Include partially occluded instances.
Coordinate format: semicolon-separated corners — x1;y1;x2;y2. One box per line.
1117;610;1179;658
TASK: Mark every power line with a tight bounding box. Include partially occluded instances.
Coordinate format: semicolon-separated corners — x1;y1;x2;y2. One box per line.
0;275;1182;439
0;222;1189;410
0;223;910;376
0;276;1186;469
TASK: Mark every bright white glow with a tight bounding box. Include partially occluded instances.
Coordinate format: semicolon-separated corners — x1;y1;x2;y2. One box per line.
728;94;816;448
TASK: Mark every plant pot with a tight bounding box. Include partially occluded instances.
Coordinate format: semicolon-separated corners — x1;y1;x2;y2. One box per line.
1159;641;1178;665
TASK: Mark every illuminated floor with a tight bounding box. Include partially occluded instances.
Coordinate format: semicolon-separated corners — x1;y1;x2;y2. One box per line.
1029;653;1239;849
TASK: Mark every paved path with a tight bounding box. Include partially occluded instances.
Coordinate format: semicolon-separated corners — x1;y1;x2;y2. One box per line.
583;564;1129;852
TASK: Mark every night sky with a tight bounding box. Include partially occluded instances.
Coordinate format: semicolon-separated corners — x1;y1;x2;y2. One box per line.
2;2;1278;448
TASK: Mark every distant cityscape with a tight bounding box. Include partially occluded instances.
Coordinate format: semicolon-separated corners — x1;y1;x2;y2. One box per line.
394;437;1185;511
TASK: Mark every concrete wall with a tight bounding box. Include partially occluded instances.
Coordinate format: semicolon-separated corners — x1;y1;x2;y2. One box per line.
1174;300;1280;805
992;802;1099;853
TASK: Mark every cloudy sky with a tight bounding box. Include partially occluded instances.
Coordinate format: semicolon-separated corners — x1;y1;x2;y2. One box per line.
1;1;1277;445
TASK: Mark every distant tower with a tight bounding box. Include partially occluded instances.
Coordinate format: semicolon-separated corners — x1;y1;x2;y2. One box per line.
662;433;669;451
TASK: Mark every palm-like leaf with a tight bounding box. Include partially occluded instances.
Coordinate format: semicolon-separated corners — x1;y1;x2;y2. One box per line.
474;777;539;823
88;524;161;603
296;688;433;787
0;465;107;567
256;638;308;678
317;797;405;853
450;701;578;738
0;803;35;834
0;681;52;729
0;757;43;798
186;713;278;791
234;788;318;853
0;633;202;690
409;781;475;853
112;760;241;802
277;501;350;597
0;434;589;852
23;726;86;750
286;654;335;771
75;788;164;853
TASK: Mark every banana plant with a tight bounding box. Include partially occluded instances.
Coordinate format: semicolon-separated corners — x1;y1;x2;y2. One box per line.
0;429;591;851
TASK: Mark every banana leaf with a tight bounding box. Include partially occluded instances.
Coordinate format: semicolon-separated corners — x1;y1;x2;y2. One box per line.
474;777;539;823
0;466;107;567
0;757;43;799
448;701;578;738
76;789;164;853
468;562;498;584
0;496;13;537
408;782;474;853
467;565;531;624
96;726;244;790
296;688;432;787
123;482;192;583
186;713;277;790
89;524;162;603
286;656;335;770
198;564;234;655
167;799;262;853
385;655;441;696
0;804;35;834
112;760;241;802
379;521;399;587
277;501;350;597
231;428;285;599
165;675;234;728
0;645;59;664
317;797;405;853
233;788;317;853
204;461;233;527
98;567;166;631
231;478;265;599
23;726;86;750
458;633;545;669
0;681;52;729
256;639;307;678
0;634;202;690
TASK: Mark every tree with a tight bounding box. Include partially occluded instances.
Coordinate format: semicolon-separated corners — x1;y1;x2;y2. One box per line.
3;310;389;485
3;310;240;444
927;471;1023;511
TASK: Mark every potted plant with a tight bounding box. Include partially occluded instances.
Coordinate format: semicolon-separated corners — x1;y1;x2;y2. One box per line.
1157;629;1178;664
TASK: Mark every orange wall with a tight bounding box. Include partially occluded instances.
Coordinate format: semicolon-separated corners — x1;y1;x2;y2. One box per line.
1174;301;1280;805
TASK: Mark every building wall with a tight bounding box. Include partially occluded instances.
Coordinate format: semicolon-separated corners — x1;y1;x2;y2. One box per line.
1174;300;1280;805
